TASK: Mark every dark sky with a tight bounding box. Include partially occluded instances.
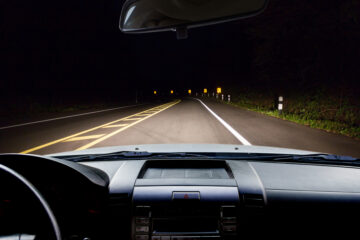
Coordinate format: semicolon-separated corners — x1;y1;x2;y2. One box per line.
1;0;249;90
1;0;359;105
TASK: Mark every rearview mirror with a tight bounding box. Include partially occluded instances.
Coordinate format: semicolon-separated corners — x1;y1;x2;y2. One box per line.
119;0;269;39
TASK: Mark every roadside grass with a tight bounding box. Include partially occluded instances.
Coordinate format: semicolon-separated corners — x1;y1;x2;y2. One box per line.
216;95;360;140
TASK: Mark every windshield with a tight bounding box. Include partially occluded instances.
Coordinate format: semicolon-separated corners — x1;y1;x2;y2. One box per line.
1;0;359;158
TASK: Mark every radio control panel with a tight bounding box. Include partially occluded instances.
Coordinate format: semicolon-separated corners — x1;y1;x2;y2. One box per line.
131;187;240;240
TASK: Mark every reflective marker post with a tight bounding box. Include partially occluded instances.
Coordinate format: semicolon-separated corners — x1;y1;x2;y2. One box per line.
221;94;224;101
228;95;231;102
278;96;284;115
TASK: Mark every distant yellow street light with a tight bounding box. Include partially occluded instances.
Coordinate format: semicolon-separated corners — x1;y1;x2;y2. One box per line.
204;88;208;94
170;90;174;94
217;87;222;94
154;90;157;95
188;89;192;95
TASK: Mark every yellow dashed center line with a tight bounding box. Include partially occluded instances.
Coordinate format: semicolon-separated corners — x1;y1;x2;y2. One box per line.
122;118;143;121
64;134;105;142
134;113;152;116
20;100;181;154
142;112;157;114
76;100;180;150
102;124;129;128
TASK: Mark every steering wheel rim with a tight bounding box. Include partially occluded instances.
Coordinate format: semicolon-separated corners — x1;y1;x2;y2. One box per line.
0;164;62;240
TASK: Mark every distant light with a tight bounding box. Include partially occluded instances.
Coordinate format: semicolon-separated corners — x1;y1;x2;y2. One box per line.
217;87;222;94
170;90;174;94
154;91;157;95
204;88;208;94
188;89;192;95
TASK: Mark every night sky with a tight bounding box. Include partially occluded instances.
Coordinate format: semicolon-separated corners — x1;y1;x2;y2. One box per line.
1;0;359;110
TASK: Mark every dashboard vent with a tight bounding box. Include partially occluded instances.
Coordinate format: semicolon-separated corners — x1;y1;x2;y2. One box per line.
243;194;265;207
142;168;230;179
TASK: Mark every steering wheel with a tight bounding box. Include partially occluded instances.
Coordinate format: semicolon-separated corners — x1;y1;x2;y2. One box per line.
0;164;61;240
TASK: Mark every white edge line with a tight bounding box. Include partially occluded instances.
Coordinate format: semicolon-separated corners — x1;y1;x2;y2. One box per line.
195;98;252;146
0;103;147;130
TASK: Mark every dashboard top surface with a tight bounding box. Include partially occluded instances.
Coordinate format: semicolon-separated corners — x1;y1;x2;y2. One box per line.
81;159;360;198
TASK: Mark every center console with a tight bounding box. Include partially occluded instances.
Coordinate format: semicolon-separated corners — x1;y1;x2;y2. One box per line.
131;160;240;240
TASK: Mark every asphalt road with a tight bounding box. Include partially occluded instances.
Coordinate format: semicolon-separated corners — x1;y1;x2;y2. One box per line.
0;98;359;157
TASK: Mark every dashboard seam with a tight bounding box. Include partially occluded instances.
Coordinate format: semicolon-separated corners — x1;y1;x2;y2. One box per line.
110;162;126;186
266;189;360;194
248;162;268;205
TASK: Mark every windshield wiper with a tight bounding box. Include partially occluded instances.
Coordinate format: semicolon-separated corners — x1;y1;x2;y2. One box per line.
56;151;304;162
56;151;360;166
270;154;360;166
56;151;215;162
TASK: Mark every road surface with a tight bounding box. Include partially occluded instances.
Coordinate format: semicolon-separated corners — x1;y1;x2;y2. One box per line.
0;98;359;157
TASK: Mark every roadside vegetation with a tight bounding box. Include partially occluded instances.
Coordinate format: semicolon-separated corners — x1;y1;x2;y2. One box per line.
221;89;360;140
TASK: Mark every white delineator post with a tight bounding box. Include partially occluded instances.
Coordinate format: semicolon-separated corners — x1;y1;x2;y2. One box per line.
221;94;224;101
228;95;231;102
278;96;284;114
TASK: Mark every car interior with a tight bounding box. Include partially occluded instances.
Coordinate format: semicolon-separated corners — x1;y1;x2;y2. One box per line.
1;153;359;240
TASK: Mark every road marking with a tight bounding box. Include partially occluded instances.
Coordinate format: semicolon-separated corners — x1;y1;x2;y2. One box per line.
195;98;252;146
122;118;143;121
0;103;147;130
134;113;153;116
102;124;129;128
76;100;181;150
20;100;181;154
64;134;105;142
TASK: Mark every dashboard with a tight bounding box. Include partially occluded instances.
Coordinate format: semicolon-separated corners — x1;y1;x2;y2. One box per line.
1;154;360;240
